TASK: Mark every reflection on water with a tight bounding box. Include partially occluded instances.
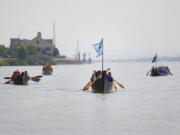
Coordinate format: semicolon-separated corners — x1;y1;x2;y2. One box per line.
0;62;180;135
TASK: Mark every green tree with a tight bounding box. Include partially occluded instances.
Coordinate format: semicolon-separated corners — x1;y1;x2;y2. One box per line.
53;48;60;57
15;43;28;60
27;55;37;65
0;45;9;57
27;44;37;55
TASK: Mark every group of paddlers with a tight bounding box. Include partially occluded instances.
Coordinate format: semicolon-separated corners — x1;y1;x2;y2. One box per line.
11;70;30;81
4;62;54;84
4;70;31;84
151;65;172;75
83;68;125;91
90;69;113;83
4;62;53;84
43;62;53;72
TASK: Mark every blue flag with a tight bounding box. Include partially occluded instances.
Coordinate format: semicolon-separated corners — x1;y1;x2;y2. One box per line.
152;53;157;63
93;39;103;57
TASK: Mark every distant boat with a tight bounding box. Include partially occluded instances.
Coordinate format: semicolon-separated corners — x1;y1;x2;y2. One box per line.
90;39;113;93
4;71;42;85
91;71;113;93
12;74;30;85
83;39;124;92
42;62;53;75
150;66;172;76
147;54;173;77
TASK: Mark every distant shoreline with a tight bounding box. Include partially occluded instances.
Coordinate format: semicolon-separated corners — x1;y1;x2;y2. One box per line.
0;57;86;66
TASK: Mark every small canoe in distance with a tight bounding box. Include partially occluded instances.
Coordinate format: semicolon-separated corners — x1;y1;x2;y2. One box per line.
150;66;172;76
12;74;30;85
150;70;169;76
150;70;166;76
91;71;113;93
42;68;53;75
42;63;53;75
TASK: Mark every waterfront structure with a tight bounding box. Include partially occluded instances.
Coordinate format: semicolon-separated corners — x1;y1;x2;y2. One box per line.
10;32;56;56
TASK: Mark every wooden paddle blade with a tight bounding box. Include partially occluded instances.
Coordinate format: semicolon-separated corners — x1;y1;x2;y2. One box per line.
83;73;103;91
30;76;41;82
113;82;118;92
83;82;91;91
34;75;43;78
4;79;12;84
4;77;11;79
168;71;173;76
31;77;40;82
114;80;125;89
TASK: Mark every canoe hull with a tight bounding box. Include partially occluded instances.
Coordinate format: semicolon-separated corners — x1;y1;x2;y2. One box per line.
42;69;52;75
91;71;113;93
13;75;29;85
150;70;169;76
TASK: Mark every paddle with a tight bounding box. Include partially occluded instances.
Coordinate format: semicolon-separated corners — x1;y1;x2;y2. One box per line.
146;70;151;76
83;68;111;91
4;77;11;79
114;80;125;89
32;75;43;78
4;75;42;83
113;82;118;92
168;71;173;76
4;79;12;84
30;76;42;82
83;82;91;91
83;74;102;91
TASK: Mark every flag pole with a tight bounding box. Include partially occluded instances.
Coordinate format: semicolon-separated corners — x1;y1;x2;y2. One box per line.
155;53;157;67
102;38;104;72
102;38;104;91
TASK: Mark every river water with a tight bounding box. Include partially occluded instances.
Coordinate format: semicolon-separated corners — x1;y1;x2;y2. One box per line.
0;62;180;135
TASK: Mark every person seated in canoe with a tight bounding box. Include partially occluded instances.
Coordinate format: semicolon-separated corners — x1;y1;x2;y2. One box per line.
24;71;30;79
96;70;102;79
106;72;114;83
96;71;101;78
157;66;162;73
90;70;96;82
48;64;53;72
43;62;48;70
164;66;172;75
11;70;20;81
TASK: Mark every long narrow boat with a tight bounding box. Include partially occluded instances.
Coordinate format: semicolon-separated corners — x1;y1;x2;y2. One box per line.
42;63;53;75
91;71;113;93
12;74;30;85
150;70;163;76
150;68;171;76
147;53;172;77
42;67;53;75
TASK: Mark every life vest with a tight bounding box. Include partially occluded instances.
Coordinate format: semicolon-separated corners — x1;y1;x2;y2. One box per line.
106;76;113;82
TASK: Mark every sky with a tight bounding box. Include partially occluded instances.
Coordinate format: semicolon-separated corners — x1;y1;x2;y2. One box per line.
0;0;180;60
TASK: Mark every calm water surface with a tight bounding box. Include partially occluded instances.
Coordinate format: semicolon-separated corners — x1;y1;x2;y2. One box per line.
0;62;180;135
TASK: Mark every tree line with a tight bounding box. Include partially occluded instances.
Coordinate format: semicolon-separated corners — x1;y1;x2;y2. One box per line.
0;43;60;66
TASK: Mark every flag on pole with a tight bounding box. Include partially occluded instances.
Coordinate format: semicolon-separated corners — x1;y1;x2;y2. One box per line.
93;38;103;57
152;53;157;63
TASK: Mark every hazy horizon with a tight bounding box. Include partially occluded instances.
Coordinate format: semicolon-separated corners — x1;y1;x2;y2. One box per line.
0;0;180;59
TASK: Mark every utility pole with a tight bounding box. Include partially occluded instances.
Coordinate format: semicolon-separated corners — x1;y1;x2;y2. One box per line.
53;21;56;47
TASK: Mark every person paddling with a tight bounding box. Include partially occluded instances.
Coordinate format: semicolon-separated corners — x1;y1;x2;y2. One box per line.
106;72;113;83
90;70;96;82
24;71;30;79
11;70;20;81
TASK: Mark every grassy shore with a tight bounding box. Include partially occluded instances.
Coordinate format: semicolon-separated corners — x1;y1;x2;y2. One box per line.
0;58;19;66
